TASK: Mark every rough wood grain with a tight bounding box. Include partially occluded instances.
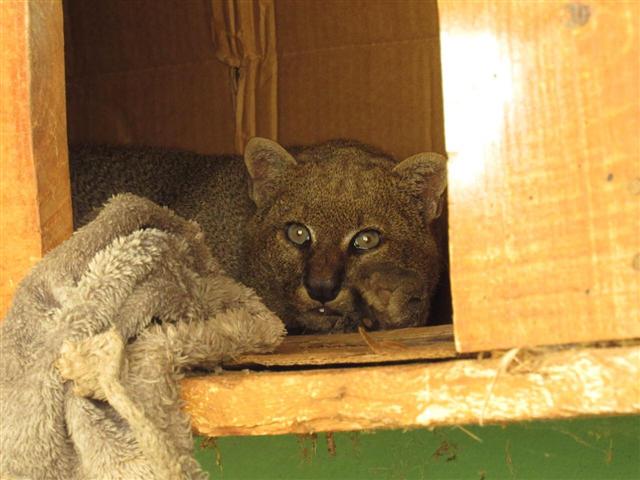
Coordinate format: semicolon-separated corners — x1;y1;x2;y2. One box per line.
0;1;72;318
440;0;640;351
182;345;640;437
225;325;458;367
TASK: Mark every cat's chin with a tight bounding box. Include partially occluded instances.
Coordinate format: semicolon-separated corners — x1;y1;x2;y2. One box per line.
298;310;341;333
291;309;360;334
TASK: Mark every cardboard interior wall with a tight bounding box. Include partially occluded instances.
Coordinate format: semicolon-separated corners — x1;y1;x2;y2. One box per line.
63;0;451;326
63;0;445;159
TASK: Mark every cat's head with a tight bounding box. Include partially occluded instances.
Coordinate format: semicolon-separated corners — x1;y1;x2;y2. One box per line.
242;138;447;333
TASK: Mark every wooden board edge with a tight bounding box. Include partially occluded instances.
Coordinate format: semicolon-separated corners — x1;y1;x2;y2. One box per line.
0;0;72;319
181;344;640;437
225;324;458;367
28;0;73;255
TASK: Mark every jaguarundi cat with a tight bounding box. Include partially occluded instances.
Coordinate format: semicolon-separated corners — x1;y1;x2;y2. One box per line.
71;138;447;334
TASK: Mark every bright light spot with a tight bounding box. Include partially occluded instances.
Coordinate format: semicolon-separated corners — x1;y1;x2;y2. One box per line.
440;30;518;189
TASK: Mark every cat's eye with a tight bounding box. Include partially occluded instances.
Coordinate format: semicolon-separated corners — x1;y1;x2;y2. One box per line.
286;223;311;246
352;230;381;251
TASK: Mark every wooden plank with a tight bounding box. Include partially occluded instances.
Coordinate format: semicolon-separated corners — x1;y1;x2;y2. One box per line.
0;1;72;318
440;0;640;351
225;325;458;367
182;345;640;437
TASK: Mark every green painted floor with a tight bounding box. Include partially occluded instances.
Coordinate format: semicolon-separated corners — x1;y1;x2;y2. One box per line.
194;415;640;480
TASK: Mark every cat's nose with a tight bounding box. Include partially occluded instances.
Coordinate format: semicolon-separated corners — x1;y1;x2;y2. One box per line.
304;248;345;303
305;275;342;303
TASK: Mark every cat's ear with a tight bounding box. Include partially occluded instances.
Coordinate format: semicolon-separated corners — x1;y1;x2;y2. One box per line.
244;137;297;207
393;152;447;220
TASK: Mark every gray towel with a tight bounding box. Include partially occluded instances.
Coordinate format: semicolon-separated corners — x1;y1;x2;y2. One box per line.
0;194;285;479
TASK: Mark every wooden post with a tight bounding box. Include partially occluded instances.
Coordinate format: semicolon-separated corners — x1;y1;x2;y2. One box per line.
0;1;72;317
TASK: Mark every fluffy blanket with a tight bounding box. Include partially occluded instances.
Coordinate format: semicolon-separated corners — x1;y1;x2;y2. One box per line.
0;194;285;479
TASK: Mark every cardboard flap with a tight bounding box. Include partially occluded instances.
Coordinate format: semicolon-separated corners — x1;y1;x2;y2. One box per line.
211;0;278;152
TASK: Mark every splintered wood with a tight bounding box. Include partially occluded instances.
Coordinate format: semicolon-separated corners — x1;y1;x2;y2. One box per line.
440;0;640;351
182;345;640;437
225;325;457;367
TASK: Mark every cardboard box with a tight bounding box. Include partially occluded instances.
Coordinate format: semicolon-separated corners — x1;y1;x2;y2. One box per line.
4;0;640;348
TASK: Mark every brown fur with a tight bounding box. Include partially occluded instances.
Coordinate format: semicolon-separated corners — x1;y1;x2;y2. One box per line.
71;139;447;333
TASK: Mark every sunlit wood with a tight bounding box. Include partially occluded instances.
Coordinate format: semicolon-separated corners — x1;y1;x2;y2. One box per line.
182;344;640;436
440;0;640;352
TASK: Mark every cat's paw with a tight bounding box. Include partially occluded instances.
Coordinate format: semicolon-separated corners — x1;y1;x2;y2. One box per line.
357;265;427;329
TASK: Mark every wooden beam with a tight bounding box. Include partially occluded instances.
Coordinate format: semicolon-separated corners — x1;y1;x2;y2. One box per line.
225;325;458;368
0;1;72;318
441;0;640;351
182;345;640;437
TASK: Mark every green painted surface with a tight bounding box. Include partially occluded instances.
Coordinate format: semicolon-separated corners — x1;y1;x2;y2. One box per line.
194;416;640;479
